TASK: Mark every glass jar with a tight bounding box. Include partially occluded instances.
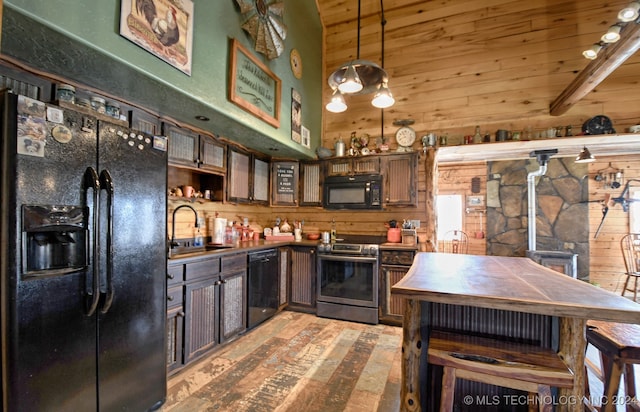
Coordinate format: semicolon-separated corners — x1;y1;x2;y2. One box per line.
90;96;106;114
56;84;76;104
105;101;120;119
76;97;91;109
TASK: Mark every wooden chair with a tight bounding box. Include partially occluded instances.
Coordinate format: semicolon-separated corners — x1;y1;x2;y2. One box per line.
428;330;574;412
585;320;640;412
621;234;640;302
441;230;469;254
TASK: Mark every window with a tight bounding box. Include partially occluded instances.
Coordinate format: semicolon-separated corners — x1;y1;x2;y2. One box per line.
436;194;463;239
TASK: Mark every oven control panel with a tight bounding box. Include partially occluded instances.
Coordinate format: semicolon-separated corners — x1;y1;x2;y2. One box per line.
317;243;379;256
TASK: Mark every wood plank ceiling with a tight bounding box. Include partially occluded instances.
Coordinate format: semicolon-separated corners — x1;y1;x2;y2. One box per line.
316;0;640;148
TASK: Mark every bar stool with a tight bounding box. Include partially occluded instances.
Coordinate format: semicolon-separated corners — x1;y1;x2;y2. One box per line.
585;320;640;412
428;330;574;412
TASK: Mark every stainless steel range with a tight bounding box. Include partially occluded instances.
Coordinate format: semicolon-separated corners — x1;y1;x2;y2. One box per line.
317;237;380;324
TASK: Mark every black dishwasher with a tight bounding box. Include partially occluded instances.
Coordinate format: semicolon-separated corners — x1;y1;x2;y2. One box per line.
247;249;279;329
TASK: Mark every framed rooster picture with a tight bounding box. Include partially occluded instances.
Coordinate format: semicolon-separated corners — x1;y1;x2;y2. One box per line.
120;0;194;75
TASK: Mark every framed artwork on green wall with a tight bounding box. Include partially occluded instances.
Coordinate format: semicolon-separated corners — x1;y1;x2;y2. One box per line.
120;0;194;75
229;39;281;128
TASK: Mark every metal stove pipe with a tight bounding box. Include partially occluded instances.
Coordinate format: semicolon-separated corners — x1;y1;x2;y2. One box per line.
527;149;557;251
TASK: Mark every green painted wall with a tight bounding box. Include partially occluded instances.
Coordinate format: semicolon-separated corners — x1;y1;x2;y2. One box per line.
2;0;322;158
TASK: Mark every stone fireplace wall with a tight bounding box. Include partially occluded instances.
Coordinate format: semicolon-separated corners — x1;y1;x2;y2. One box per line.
486;158;589;280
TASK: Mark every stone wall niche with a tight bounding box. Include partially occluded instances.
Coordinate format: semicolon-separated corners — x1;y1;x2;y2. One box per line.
486;158;589;280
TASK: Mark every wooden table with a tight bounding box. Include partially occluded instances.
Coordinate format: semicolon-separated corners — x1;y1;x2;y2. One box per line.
391;252;640;412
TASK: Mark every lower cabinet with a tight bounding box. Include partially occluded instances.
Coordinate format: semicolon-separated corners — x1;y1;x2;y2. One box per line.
278;247;290;310
289;246;316;311
167;252;247;374
379;248;416;325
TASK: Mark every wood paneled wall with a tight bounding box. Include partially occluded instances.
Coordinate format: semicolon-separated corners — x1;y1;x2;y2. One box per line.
319;0;640;146
586;154;640;292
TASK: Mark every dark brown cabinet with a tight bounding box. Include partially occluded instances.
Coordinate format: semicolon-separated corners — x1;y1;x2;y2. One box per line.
167;252;246;374
289;246;316;311
166;123;226;173
227;147;270;204
379;248;416;325
325;156;380;176
299;161;323;206
271;161;299;206
381;152;418;207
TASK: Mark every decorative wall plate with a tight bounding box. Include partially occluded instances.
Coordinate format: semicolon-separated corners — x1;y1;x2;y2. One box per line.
235;0;287;60
290;48;302;79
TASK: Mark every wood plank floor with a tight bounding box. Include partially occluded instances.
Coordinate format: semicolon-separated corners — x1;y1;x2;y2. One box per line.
163;311;403;412
163;310;640;412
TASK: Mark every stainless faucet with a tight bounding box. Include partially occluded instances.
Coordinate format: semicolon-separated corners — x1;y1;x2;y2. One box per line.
170;204;200;248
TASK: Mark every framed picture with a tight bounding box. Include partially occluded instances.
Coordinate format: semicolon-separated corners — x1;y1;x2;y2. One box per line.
229;39;281;128
291;88;301;143
120;0;194;75
301;126;310;148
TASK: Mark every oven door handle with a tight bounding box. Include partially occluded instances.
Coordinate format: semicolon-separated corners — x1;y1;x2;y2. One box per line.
318;254;378;263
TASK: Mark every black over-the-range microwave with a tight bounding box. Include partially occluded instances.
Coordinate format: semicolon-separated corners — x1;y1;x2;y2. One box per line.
323;174;382;210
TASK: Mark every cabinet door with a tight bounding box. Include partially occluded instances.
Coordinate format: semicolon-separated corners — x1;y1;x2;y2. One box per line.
279;247;290;308
166;123;198;168
272;161;299;206
166;305;184;374
184;277;219;362
289;247;316;310
252;155;270;204
383;153;417;206
380;265;410;325
228;149;251;202
299;162;322;206
220;270;246;342
326;158;351;176
200;135;226;173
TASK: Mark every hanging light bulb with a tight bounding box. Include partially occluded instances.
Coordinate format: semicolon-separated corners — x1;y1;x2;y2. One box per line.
371;82;395;108
618;1;640;22
582;43;603;59
337;63;363;93
325;89;347;113
601;25;622;43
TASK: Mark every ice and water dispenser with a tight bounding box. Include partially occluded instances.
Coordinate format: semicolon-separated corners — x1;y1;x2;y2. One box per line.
22;205;88;277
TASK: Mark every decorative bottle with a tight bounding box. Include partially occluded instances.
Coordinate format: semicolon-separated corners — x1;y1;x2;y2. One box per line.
473;126;482;144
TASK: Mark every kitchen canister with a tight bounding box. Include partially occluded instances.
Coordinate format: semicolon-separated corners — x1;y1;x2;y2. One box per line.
56;83;76;104
387;228;401;243
105;101;120;119
90;96;106;114
212;217;227;244
322;231;331;244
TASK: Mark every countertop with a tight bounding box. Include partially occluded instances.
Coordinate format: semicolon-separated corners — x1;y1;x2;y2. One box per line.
392;252;640;323
168;238;320;263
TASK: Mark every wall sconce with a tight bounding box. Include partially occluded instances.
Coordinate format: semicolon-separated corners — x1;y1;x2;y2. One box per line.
582;43;604;59
601;24;622;43
325;0;394;113
619;1;640;22
575;146;596;163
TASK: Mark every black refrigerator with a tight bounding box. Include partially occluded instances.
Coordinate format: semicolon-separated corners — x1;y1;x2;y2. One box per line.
0;92;168;411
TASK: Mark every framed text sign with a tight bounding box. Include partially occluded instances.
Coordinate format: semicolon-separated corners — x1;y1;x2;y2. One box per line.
229;38;281;128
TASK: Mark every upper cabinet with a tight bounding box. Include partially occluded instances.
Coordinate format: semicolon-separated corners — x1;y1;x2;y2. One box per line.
165;123;226;174
381;152;418;207
325;157;380;176
299;161;323;207
227;147;270;205
271;161;299;207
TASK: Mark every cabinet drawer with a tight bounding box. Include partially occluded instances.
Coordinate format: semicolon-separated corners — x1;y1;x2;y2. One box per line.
222;253;247;273
185;258;220;281
167;285;183;309
380;250;415;266
167;264;184;286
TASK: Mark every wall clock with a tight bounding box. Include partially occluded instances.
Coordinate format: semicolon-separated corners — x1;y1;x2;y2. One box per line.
290;48;302;79
582;115;616;135
235;0;287;60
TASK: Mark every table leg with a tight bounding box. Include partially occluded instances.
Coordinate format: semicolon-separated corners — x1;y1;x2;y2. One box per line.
558;317;587;412
401;298;422;412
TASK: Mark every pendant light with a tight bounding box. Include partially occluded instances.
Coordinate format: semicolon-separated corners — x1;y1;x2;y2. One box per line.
575;146;596;163
326;0;394;112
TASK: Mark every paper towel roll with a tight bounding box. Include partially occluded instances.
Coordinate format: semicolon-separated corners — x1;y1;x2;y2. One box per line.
213;218;227;244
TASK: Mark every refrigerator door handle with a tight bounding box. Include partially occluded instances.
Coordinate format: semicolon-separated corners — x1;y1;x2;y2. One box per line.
99;169;115;314
83;167;101;316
